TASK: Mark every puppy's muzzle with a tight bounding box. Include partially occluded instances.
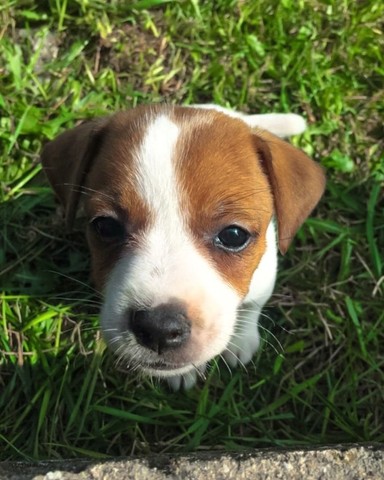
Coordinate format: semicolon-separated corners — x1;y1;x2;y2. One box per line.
129;303;191;355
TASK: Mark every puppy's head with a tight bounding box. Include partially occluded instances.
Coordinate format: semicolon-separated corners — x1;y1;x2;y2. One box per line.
41;105;325;378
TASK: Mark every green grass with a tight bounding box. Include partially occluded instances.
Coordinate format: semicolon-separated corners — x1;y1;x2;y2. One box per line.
1;0;383;461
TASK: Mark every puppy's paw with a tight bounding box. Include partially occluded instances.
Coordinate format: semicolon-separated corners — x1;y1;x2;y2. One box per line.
166;364;206;390
223;330;260;368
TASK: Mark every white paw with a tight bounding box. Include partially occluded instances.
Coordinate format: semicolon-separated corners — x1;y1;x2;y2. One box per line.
223;329;260;368
166;363;207;390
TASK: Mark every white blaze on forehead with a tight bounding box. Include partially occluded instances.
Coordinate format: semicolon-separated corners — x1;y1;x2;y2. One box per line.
134;114;181;216
132;113;187;299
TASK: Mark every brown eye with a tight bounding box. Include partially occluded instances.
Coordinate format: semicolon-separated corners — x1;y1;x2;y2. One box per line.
91;216;126;242
214;225;251;252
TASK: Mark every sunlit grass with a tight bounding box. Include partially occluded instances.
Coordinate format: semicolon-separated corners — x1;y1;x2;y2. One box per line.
0;0;383;460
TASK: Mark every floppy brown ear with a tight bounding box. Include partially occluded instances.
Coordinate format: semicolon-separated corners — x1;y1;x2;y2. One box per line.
253;129;326;254
41;118;108;229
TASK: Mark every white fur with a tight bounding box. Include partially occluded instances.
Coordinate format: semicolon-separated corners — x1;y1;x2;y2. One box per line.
192;104;306;137
223;221;277;367
132;115;180;217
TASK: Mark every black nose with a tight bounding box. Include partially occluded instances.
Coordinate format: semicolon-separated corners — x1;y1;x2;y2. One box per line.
129;303;191;354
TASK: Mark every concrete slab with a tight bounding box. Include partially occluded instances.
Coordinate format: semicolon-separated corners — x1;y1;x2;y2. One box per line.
1;444;383;480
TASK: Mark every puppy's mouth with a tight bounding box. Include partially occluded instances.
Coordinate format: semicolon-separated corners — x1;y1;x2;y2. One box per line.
140;360;190;371
114;347;196;375
122;354;202;377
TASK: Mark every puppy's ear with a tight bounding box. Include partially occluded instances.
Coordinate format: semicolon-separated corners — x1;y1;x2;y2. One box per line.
253;129;326;254
41;118;107;229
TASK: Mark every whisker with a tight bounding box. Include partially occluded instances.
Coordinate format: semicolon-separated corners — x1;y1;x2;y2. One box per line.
47;295;102;307
46;270;102;297
218;354;233;376
192;363;206;381
63;183;115;201
222;347;248;372
257;324;284;352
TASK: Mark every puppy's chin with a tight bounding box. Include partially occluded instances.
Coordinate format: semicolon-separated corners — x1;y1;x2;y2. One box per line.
103;330;230;378
143;363;198;378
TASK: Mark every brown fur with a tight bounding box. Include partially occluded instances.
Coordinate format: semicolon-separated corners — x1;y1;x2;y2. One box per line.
41;105;325;296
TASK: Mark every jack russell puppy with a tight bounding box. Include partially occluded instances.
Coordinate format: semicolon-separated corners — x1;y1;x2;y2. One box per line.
42;104;325;389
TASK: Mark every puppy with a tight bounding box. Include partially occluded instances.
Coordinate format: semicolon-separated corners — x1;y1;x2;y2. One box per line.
41;104;325;389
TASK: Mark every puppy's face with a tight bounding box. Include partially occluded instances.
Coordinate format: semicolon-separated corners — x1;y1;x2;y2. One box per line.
85;109;274;376
42;105;325;378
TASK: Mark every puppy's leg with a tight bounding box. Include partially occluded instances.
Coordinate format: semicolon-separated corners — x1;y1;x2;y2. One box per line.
222;304;261;368
223;221;278;369
166;363;207;391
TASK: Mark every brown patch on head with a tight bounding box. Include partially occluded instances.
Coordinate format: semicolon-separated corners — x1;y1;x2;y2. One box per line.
170;107;325;297
83;107;165;289
42;105;168;290
172;108;274;298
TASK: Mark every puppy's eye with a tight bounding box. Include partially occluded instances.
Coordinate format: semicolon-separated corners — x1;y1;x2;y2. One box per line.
214;225;251;252
91;216;126;242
